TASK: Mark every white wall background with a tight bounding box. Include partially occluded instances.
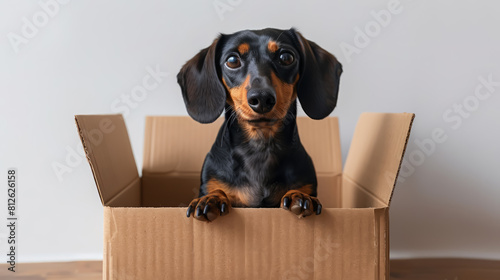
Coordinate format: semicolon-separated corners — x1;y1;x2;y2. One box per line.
1;0;499;262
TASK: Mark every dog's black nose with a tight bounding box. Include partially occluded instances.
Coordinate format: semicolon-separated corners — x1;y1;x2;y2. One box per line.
247;89;276;114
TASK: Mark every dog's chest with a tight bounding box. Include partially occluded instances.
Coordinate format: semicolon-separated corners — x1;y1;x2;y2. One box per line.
232;141;284;206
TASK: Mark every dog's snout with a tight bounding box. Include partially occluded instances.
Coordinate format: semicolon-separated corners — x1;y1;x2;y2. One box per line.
247;89;276;114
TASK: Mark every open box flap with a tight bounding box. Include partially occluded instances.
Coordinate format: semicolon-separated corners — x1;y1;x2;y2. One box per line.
141;116;342;207
75;115;140;207
343;112;415;208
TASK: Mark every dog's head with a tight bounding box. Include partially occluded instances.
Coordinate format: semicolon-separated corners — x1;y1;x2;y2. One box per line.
177;28;342;134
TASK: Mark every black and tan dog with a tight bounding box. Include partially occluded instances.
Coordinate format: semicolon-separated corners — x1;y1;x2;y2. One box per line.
177;28;342;222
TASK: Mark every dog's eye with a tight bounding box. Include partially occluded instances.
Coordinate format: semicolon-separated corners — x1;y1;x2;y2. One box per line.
226;56;241;69
279;52;294;66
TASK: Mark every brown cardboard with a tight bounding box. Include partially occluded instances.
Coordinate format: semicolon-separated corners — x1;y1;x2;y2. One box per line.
75;112;414;280
75;115;141;207
343;113;415;208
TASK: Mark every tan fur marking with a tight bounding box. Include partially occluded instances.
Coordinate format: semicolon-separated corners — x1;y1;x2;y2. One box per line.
270;72;299;119
296;184;314;195
268;40;279;53
206;179;253;207
238;43;250;54
282;184;314;197
224;75;253;117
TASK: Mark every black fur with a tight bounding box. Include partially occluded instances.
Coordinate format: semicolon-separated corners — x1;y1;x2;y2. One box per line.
291;30;343;119
177;39;227;123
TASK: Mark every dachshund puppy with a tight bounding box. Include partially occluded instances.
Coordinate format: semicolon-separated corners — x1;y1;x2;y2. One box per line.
177;28;342;222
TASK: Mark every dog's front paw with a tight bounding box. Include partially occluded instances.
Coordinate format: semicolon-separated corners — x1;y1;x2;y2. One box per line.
280;190;322;218
186;190;231;222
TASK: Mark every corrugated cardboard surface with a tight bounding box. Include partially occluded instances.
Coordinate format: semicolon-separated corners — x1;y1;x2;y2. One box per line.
76;112;414;280
104;207;389;280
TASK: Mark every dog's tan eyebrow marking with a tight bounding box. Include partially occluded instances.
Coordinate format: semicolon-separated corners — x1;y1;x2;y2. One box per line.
238;43;250;54
267;40;279;53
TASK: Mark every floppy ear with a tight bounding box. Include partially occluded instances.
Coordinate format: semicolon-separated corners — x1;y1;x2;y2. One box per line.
177;38;226;123
291;29;343;120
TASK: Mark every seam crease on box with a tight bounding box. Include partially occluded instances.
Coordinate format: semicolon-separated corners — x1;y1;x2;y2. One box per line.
105;177;140;206
374;208;389;280
343;174;387;207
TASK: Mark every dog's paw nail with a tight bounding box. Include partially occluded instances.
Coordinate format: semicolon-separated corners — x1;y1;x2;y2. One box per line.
302;200;313;217
186;206;193;217
203;204;210;215
221;203;226;214
195;206;203;217
298;199;303;208
283;197;290;209
316;204;322;215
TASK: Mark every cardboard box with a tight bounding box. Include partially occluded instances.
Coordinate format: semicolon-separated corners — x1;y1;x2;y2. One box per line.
75;112;414;280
